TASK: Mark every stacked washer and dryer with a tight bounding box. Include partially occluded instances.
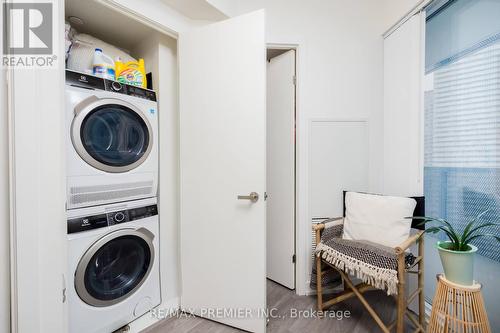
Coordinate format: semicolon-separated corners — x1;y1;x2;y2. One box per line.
65;70;161;333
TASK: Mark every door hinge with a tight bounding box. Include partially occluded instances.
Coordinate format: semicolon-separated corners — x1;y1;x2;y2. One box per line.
62;274;67;303
292;254;296;263
292;75;296;85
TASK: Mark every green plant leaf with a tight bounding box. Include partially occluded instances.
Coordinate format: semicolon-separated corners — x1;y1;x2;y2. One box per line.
437;226;461;248
405;216;427;225
409;216;461;246
422;226;442;235
410;216;446;227
410;210;499;251
462;223;500;246
436;218;460;241
461;210;494;246
461;219;476;247
463;234;500;246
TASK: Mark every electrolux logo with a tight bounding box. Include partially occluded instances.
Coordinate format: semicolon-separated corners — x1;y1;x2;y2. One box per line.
2;1;57;68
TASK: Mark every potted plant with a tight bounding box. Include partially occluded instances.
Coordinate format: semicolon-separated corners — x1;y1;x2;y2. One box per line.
412;211;500;285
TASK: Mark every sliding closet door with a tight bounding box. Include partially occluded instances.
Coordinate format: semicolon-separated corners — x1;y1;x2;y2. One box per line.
179;10;267;333
6;2;68;332
383;13;424;197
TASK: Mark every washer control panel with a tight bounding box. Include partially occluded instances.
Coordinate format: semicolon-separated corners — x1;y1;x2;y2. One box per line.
68;204;158;234
107;210;129;225
66;69;157;101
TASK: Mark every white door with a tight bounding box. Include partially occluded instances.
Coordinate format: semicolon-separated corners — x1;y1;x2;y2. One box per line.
266;50;296;289
179;10;267;333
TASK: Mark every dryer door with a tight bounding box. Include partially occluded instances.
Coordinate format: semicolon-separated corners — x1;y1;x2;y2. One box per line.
75;228;155;307
72;96;153;173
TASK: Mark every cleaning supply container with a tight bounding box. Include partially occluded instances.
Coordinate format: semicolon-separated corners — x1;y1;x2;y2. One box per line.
92;48;115;80
116;59;146;88
67;33;137;74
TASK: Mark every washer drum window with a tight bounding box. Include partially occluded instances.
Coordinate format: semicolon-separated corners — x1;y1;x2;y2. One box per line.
74;228;155;307
71;96;153;173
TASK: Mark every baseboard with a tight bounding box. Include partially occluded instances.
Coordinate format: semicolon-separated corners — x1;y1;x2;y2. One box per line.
128;296;180;333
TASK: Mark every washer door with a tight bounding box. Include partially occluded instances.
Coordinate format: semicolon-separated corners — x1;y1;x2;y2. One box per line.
75;228;155;307
72;96;153;173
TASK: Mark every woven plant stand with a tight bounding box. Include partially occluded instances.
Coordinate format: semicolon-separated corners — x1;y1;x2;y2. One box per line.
428;274;491;333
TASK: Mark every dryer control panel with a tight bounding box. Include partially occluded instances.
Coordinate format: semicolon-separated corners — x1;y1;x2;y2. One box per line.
67;204;158;234
66;70;157;101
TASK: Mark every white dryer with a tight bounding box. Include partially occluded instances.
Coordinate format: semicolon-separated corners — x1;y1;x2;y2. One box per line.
67;198;160;333
66;70;158;209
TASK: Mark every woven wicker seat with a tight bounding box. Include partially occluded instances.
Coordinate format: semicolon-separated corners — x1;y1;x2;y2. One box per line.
312;193;426;333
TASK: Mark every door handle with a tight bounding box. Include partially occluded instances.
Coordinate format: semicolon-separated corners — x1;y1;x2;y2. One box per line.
237;192;259;203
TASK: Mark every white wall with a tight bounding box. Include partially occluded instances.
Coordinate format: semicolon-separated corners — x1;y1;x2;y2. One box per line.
102;0;429;301
207;0;412;294
3;1;431;329
0;2;11;330
109;0;427;299
381;0;423;32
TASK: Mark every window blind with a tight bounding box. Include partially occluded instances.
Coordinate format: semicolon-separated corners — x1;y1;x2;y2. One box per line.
424;2;500;262
426;0;500;73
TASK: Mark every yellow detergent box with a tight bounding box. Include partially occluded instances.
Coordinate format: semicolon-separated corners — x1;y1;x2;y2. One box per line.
115;59;146;88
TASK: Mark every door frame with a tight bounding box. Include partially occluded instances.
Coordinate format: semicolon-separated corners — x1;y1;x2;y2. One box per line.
266;42;308;295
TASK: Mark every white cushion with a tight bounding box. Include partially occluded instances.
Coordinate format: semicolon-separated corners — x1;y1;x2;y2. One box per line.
342;192;416;248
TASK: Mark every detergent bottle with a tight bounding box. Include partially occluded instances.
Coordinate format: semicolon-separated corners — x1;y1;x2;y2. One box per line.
115;58;146;88
92;48;115;80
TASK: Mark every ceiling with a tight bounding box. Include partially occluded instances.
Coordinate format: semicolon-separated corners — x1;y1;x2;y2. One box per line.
162;0;227;21
65;0;160;51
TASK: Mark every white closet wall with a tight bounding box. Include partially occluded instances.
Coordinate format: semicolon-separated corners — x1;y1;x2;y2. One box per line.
383;13;424;197
0;1;11;329
127;34;181;332
131;32;181;306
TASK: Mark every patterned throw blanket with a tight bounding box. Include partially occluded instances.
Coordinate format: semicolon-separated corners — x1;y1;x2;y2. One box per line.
311;220;415;295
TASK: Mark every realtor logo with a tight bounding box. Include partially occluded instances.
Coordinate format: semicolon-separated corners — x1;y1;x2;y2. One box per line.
2;1;56;68
3;2;52;54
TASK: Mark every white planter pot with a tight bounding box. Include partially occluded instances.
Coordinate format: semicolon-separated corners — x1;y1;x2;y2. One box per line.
437;241;478;286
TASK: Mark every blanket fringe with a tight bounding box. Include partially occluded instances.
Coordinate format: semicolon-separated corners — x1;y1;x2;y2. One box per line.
315;243;399;295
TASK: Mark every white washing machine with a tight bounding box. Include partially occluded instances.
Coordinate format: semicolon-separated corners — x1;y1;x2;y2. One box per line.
67;198;161;333
66;70;158;209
